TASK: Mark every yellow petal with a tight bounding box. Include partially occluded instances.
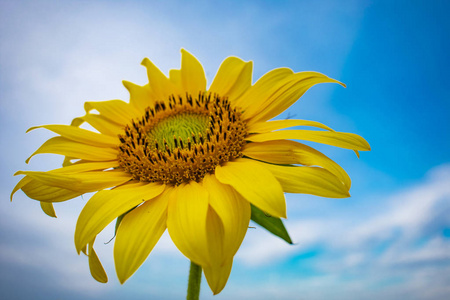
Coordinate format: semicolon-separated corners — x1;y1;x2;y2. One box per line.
243;140;351;189
234;67;293;111
11;176;32;201
169;69;182;88
16;170;130;194
246;129;371;151
201;204;239;294
180;49;207;95
88;239;108;283
27;125;118;147
198;175;250;294
248;119;335;133
13;161;121;202
40;202;57;218
202;174;250;258
21;178;83;202
25;136;118;163
167;182;210;267
243;140;300;164
85;100;140;126
49;160;120;173
114;188;170;284
122;80;155;113
62;156;73;167
203;258;233;295
209;57;253;101
75;182;165;252
141;58;179;101
215;158;286;218
205;206;225;266
12;177;82;204
72;113;123;137
263;163;350;198
245;72;344;124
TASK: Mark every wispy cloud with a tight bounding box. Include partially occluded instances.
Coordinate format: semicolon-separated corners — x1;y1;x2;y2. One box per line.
235;164;450;299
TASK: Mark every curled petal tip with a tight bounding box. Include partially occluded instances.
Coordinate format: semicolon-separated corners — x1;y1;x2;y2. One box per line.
26;126;38;133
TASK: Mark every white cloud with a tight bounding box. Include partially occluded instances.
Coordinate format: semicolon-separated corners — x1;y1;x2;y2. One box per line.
344;168;450;247
238;164;450;267
380;236;450;267
237;220;327;266
230;164;450;300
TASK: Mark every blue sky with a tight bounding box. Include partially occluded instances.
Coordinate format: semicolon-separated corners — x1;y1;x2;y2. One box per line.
1;0;449;299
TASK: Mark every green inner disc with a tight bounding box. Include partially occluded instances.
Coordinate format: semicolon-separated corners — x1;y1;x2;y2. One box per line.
148;112;209;150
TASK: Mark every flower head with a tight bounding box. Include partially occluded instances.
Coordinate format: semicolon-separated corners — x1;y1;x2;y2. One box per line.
12;49;370;294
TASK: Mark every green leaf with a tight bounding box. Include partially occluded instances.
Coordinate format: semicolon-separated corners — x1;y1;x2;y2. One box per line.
250;204;293;244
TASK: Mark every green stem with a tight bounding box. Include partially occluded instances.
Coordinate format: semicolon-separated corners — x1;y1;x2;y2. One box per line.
186;261;202;300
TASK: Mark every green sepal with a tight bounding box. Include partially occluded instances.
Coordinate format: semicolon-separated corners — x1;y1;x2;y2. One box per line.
114;207;136;235
250;204;293;244
114;213;126;236
104;208;135;245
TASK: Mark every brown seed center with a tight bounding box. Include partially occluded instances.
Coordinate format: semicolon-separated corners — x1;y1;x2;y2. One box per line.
118;93;247;185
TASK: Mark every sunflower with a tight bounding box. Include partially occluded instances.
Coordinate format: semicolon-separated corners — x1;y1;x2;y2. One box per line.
12;49;370;295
